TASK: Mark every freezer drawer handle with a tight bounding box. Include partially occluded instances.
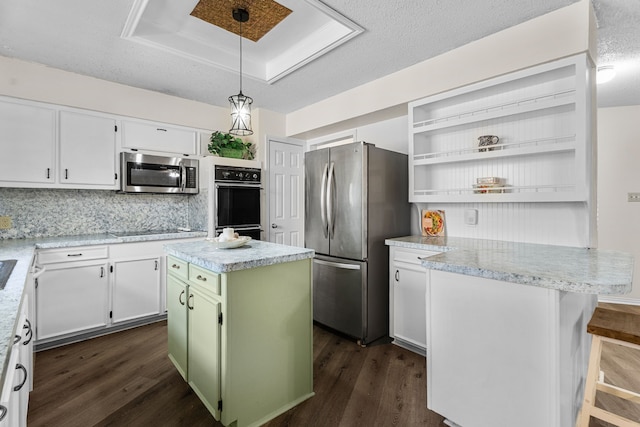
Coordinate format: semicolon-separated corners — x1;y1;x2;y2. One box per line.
314;258;361;270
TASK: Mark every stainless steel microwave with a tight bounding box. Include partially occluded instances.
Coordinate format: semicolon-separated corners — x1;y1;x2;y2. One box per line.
120;152;198;194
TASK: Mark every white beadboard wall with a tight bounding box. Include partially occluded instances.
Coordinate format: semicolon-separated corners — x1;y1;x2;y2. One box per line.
410;202;590;247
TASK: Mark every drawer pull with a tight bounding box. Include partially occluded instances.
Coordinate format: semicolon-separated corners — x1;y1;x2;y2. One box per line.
395;270;399;282
13;363;27;392
67;253;83;257
171;264;181;269
23;319;33;345
196;274;207;282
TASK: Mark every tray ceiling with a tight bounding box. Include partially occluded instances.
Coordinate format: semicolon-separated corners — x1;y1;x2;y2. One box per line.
121;0;363;84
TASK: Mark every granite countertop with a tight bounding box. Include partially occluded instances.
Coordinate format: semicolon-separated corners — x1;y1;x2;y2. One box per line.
165;240;315;273
386;235;634;295
0;230;206;391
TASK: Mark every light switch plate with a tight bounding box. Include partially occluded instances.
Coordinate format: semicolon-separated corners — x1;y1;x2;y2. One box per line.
628;193;640;202
0;216;11;229
464;209;478;225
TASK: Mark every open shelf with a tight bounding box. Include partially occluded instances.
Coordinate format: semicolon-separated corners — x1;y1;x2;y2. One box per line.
408;55;592;204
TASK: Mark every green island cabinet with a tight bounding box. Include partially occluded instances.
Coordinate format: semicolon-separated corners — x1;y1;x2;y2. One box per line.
165;240;314;427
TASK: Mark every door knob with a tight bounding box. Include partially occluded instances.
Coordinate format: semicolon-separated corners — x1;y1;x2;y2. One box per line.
271;223;277;229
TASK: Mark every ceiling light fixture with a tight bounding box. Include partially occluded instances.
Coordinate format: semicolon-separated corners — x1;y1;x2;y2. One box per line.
228;8;253;136
596;65;616;84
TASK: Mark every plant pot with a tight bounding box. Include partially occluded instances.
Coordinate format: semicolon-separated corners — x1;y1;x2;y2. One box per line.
219;148;244;159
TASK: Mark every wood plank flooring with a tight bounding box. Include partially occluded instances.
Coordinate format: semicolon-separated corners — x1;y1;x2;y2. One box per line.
28;304;640;426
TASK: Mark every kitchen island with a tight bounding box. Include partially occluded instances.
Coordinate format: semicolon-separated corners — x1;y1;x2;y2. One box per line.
386;236;634;427
164;240;314;427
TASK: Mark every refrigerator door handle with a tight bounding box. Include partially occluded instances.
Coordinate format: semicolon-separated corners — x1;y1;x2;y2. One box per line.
326;161;335;238
320;163;329;238
314;258;361;270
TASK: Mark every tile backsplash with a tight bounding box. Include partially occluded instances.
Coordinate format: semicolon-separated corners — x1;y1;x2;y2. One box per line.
0;188;208;239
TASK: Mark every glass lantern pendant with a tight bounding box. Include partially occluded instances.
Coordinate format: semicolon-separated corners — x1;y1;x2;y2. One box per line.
229;8;253;136
229;91;253;136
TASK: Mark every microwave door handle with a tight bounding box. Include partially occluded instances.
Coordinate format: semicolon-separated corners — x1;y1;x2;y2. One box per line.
179;164;186;192
320;163;329;238
326;162;335;239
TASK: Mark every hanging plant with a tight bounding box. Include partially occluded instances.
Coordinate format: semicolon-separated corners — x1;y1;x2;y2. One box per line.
208;131;254;159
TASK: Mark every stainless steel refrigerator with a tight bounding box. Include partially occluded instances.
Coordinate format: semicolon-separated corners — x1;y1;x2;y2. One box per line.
305;141;410;345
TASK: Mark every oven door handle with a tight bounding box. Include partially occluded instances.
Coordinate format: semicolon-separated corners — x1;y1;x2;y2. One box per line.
215;183;262;189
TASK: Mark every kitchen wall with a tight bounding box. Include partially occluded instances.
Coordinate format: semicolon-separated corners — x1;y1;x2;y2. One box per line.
0;188;207;239
597;105;640;304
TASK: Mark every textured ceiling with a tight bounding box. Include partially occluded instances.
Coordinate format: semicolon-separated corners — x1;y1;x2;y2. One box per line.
0;0;637;114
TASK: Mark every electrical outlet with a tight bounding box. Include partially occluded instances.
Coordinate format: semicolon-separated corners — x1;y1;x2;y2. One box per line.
464;209;478;225
628;193;640;202
0;216;11;229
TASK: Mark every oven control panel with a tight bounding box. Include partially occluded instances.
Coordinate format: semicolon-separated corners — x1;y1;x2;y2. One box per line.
214;165;261;183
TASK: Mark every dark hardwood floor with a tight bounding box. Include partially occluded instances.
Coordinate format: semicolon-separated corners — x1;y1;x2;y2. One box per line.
28;304;640;427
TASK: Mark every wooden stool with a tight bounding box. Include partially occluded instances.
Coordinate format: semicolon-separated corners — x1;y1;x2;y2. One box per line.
576;307;640;427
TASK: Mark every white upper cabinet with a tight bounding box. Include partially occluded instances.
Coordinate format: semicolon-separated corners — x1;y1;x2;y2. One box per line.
0;100;56;184
121;120;198;156
59;110;117;187
408;54;595;203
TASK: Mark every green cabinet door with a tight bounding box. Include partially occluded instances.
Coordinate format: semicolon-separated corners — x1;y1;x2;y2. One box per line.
167;275;188;380
188;284;222;420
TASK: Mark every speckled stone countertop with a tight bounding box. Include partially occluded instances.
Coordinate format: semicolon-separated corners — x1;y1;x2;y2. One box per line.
0;231;206;390
165;240;314;273
386;236;634;295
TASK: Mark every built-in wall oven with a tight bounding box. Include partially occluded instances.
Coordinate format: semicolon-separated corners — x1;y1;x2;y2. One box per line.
211;165;262;240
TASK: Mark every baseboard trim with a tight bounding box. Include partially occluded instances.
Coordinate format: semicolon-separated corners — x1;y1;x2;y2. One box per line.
598;295;640;306
35;314;167;351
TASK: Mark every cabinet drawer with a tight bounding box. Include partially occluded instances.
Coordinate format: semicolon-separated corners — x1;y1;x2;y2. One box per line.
393;248;441;265
188;264;220;295
167;256;188;281
37;246;108;265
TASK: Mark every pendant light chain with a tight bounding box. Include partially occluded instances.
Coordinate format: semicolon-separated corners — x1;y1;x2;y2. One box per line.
238;18;243;94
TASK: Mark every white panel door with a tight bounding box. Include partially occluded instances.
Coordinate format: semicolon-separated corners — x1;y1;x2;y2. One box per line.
268;138;304;246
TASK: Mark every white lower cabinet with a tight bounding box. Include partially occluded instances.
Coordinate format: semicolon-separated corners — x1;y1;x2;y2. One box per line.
34;238;202;345
36;259;109;341
0;295;33;427
111;257;161;323
389;246;440;355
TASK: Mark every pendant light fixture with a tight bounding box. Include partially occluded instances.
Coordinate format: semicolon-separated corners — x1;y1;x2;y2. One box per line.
229;8;253;136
